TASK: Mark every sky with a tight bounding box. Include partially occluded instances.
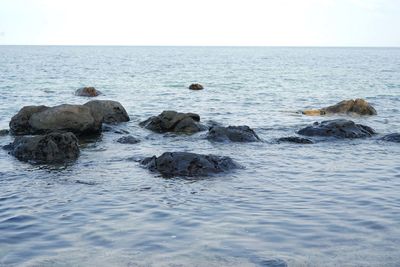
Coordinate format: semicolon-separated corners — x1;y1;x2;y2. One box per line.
0;0;399;46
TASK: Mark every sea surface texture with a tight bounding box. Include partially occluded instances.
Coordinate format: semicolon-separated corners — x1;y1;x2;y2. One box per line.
0;46;399;267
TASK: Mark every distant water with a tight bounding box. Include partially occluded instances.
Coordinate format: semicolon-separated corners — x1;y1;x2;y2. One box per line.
0;46;400;267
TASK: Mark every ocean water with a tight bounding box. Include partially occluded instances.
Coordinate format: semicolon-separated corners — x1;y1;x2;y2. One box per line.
0;46;399;267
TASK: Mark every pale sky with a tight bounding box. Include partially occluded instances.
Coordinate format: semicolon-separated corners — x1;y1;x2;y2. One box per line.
0;0;399;46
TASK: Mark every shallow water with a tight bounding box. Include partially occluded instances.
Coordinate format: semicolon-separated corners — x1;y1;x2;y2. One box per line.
0;46;400;267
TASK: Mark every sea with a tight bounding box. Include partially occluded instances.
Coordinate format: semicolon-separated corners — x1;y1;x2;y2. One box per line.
0;46;399;266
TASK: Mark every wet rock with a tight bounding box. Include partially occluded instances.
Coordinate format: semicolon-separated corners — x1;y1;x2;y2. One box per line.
4;132;79;163
116;135;140;144
277;136;313;144
139;111;206;134
297;119;376;138
302;99;377;116
9;105;49;135
207;126;261;142
84;100;130;124
75;87;102;97
189;83;204;90
381;133;400;143
0;129;9;136
29;104;101;135
141;152;239;177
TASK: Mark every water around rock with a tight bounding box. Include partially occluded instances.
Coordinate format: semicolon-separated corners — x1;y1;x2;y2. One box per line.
141;152;239;177
139;111;207;134
4;132;80;163
297;119;376;138
206;125;261;142
302;99;377;116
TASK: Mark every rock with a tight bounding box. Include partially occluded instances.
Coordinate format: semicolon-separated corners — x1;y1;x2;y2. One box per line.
139;111;206;134
0;129;9;136
84;100;130;124
75;87;102;97
381;133;400;143
29;104;101;135
141;152;239;177
9;105;49;135
297;119;376;138
4;132;79;163
189;83;204;90
277;136;313;144
302;99;377;116
206;126;261;142
116;135;140;144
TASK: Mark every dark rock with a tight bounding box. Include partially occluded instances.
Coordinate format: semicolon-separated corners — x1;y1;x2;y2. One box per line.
84;100;130;124
141;152;239;177
9;105;49;135
277;136;313;144
189;83;204;90
116;135;140;144
381;133;400;143
29;104;101;135
302;99;377;116
297;119;376;138
5;132;79;163
0;129;9;136
75;87;102;97
207;126;261;142
139;111;206;134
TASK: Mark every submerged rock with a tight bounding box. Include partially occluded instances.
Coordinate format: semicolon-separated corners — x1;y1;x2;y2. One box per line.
141;152;239;177
381;133;400;143
302;99;377;116
84;100;130;124
189;83;204;90
116;135;140;144
0;129;9;136
207;126;261;142
139;111;206;134
277;136;313;144
297;119;376;138
75;87;102;97
4;132;79;163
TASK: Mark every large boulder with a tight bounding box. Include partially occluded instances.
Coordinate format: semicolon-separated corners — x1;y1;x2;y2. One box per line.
277;136;313;144
84;100;130;124
141;152;239;177
9;105;49;135
189;83;204;90
381;133;400;143
4;132;79;163
206;126;260;142
75;87;102;97
29;104;101;135
297;119;376;138
139;111;206;134
302;99;377;116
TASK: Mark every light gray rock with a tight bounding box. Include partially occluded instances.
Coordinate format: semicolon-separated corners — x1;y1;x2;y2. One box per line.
84;100;130;124
141;152;239;177
206;126;260;142
116;135;140;144
4;132;79;163
297;119;376;138
139;111;206;134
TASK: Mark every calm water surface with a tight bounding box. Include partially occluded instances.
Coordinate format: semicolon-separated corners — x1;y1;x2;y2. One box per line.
0;46;399;266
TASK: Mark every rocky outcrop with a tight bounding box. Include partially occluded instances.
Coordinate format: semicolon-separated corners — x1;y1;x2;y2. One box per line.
189;83;204;90
277;136;313;144
75;87;102;97
84;100;130;124
4;132;79;163
206;126;260;142
141;152;239;177
302;99;377;116
139;111;206;134
116;135;140;144
381;133;400;143
297;119;376;138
